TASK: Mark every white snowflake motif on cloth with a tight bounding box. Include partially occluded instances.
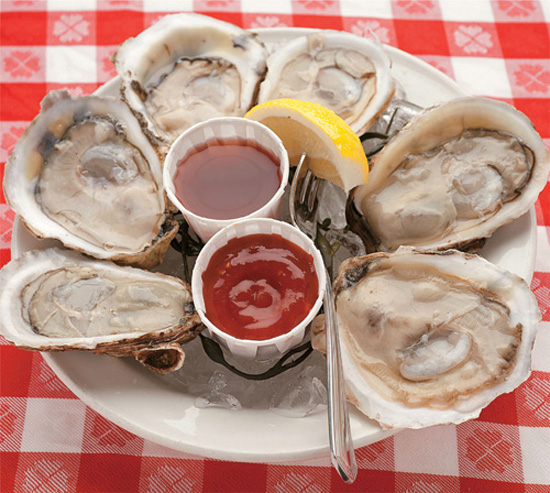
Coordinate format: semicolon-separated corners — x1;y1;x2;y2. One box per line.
514;64;550;94
531;276;550;318
0;402;18;444
1;125;26;162
147;465;196;493
37;361;69;394
3;50;40;79
350;20;390;44
23;460;70;493
274;472;324;493
53;14;90;43
465;428;515;473
250;16;288;29
90;414;137;449
454;25;493;54
497;0;537;18
521;375;550;421
397;0;435;15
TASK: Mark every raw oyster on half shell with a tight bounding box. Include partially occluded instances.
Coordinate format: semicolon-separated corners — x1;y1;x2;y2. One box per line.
312;247;540;429
258;31;395;136
3;90;177;269
114;13;268;149
0;248;203;374
349;97;550;253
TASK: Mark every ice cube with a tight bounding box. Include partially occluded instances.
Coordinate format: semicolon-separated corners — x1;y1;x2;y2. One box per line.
270;366;328;418
195;370;242;411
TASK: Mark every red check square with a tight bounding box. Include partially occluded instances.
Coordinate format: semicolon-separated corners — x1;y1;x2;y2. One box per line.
76;454;142;492
477;390;519;425
0;249;11;268
203;460;267;492
0;346;36;398
394;20;450;55
0;452;18;493
96;10;145;46
335;468;395;492
497;23;550;58
0;84;47;121
266;465;330;492
513;99;550;139
0;12;47;46
292;14;343;30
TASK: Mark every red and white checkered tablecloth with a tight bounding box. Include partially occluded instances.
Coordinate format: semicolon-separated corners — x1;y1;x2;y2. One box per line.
1;1;549;491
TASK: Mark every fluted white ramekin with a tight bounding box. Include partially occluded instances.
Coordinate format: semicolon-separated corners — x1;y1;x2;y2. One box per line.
192;218;326;360
163;117;289;242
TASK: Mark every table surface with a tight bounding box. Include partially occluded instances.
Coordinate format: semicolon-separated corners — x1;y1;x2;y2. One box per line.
1;1;550;492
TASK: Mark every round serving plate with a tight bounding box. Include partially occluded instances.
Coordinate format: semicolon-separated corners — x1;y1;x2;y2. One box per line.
11;27;537;463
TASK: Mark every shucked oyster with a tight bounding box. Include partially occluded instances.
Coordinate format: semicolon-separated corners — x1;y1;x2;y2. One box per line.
312;247;540;429
258;31;395;136
3;90;177;269
349;97;550;253
114;13;268;149
0;248;203;373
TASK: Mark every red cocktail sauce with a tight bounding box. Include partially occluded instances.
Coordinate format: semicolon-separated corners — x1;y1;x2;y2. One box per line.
201;234;319;341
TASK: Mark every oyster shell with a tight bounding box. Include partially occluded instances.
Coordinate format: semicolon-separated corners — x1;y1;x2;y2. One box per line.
312;247;540;429
258;31;395;136
349;97;550;253
3;90;177;270
113;13;268;149
0;248;203;374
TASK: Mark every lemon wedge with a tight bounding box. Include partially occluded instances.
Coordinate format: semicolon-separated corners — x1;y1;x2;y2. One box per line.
245;98;369;191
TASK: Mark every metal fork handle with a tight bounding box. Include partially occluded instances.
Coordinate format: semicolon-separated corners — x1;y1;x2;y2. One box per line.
290;153;357;483
324;272;357;483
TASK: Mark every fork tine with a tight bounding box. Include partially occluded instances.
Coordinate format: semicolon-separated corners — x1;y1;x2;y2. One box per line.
289;152;308;228
307;173;321;213
299;168;314;206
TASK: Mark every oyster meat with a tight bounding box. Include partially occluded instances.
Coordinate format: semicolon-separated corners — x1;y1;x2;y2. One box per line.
349;97;550;253
114;13;268;149
258;31;395;136
312;247;540;429
3;90;177;269
0;248;203;373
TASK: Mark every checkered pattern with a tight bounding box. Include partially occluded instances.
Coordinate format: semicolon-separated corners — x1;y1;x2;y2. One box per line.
1;1;549;491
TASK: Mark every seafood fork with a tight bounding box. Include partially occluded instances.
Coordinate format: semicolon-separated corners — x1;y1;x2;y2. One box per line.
289;153;357;484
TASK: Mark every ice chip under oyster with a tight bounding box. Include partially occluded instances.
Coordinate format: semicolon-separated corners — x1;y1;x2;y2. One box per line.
312;247;540;429
0;248;203;373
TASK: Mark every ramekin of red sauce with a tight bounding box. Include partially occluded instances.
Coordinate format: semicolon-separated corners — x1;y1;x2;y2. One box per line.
192;218;326;360
163;117;289;242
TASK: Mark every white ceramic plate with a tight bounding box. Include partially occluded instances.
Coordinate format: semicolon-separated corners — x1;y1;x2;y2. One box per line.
11;28;537;463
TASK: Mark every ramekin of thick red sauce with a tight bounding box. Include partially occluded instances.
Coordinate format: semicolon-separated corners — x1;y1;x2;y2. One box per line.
192;219;326;359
